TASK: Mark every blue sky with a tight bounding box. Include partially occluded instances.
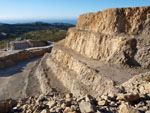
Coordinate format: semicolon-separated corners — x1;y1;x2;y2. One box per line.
0;0;150;20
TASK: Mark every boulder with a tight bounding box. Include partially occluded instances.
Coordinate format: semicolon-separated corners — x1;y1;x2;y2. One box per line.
79;101;96;113
47;100;56;108
144;83;150;93
124;93;140;102
0;99;17;113
119;104;140;113
41;109;50;113
98;100;107;106
66;93;73;99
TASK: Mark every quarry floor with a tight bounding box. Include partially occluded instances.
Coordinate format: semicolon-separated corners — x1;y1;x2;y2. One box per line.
0;57;42;100
0;43;149;100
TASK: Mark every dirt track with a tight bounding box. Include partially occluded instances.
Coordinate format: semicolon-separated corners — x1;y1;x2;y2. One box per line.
0;57;41;100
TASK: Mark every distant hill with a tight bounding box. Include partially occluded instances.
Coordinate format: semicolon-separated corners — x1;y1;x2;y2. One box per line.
0;22;74;49
0;19;77;25
21;29;67;42
0;22;74;39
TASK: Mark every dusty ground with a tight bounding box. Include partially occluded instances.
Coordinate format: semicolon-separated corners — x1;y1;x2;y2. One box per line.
0;57;42;100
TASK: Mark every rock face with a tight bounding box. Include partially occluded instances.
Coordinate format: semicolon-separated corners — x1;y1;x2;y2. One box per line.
0;46;52;69
65;6;150;67
33;6;150;98
76;7;150;35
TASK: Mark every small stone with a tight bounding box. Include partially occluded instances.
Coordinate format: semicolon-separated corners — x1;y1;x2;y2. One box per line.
79;100;96;113
108;92;116;99
71;105;77;111
118;103;140;113
77;97;84;102
146;100;150;106
61;103;66;108
145;83;150;93
98;100;107;106
22;104;28;110
47;100;56;108
13;106;18;110
66;99;72;107
96;97;101;101
146;110;150;113
85;94;93;102
124;93;140;102
63;107;72;113
41;109;50;113
27;109;33;113
55;107;62;112
101;95;109;100
96;110;103;113
66;93;73;99
16;103;22;108
110;101;115;106
117;93;125;101
50;108;55;112
139;106;148;111
139;85;146;94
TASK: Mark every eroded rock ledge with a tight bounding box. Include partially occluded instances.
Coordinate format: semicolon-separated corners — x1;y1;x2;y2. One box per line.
0;46;52;69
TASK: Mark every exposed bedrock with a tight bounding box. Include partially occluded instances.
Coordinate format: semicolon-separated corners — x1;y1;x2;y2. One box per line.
34;6;150;98
64;7;150;68
76;6;150;35
0;46;52;69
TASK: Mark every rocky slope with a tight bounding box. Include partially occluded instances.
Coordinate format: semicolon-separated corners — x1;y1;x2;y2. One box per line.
0;6;150;113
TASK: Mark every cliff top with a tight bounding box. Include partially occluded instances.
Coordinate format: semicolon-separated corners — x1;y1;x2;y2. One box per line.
76;6;150;35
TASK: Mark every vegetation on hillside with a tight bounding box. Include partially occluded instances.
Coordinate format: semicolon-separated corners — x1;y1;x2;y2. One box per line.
21;29;67;42
0;22;73;39
0;22;74;49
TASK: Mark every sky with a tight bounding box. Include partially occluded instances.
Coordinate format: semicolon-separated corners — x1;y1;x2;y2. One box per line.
0;0;150;21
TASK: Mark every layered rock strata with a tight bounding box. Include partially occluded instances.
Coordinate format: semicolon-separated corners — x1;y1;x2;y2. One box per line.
0;46;52;69
9;40;48;50
65;6;150;67
34;6;150;98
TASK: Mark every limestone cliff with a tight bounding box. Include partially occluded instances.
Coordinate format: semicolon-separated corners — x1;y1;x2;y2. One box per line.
65;6;150;67
35;6;150;97
76;6;150;35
